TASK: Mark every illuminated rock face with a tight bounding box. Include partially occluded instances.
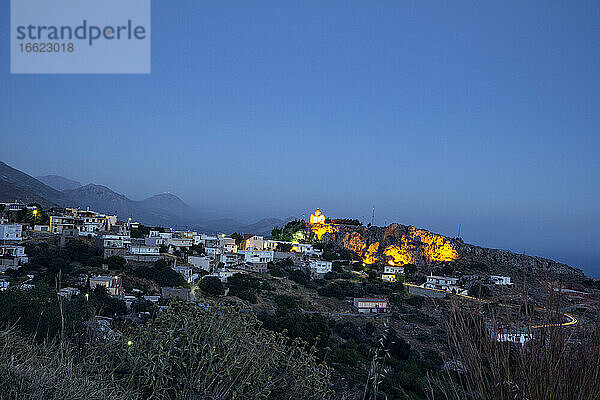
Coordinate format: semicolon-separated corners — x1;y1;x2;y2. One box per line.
312;220;585;282
311;222;337;240
383;243;415;265
363;243;379;264
343;231;366;255
316;222;458;266
412;228;458;262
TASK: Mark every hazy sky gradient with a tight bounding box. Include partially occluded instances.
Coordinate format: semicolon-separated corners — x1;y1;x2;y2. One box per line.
1;1;599;275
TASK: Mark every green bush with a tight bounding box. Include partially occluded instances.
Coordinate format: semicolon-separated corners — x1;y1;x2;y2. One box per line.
317;282;344;299
259;308;332;349
274;294;298;310
199;276;224;296
131;260;188;288
87;255;103;268
468;284;491;298
105;255;126;270
289;270;312;287
105;301;332;399
0;284;91;341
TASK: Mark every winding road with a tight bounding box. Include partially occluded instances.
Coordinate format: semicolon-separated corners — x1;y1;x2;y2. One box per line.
403;283;578;328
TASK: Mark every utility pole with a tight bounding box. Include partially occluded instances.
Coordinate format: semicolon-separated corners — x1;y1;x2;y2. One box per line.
457;223;461;239
371;207;375;226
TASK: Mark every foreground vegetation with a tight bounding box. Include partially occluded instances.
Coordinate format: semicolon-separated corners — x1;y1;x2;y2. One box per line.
2;237;598;399
0;299;331;400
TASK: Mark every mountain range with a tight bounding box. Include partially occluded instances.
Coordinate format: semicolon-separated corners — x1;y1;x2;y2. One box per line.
0;161;290;235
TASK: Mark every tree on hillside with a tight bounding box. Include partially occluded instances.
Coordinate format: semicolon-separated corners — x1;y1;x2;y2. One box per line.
199;277;224;296
105;255;126;270
276;242;292;252
231;232;244;248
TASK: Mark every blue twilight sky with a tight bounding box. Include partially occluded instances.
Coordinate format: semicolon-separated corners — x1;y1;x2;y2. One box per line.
1;1;599;275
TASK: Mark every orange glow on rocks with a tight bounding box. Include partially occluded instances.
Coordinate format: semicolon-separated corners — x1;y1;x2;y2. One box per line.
358;226;457;265
363;243;379;264
383;244;415;265
413;228;458;262
343;231;367;255
310;222;337;240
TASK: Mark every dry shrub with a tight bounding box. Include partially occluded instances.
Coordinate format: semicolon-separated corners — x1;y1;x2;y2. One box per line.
0;328;135;400
103;299;333;399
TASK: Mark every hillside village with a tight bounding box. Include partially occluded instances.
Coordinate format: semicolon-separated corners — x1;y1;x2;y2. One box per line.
2;202;523;304
1;201;598;398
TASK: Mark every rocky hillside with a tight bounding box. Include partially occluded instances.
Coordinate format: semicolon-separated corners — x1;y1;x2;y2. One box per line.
0;161;64;206
315;222;586;282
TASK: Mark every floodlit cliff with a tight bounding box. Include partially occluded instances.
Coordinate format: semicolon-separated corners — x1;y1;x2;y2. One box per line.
310;222;585;281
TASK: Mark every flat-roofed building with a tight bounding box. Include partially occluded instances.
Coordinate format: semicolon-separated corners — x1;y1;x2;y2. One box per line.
353;298;391;314
0;223;23;241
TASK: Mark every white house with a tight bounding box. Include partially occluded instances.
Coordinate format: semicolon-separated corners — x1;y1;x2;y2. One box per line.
244;262;269;273
206;247;221;257
239;250;274;264
126;240;161;262
1;201;36;211
263;239;281;251
495;330;533;345
424;275;460;291
490;275;512;285
220;252;244;268
145;236;165;247
97;234;128;258
0;223;23;241
33;224;50;232
49;208;116;235
149;230;172;239
166;236;193;250
58;287;81;299
205;269;246;283
199;234;220;248
382;265;405;282
143;295;160;303
291;243;314;254
353;298;392;314
219;237;237;253
0;245;28;264
188;255;212;272
309;260;332;275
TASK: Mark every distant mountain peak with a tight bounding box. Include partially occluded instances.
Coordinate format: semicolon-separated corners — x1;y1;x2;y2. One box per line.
145;192;184;201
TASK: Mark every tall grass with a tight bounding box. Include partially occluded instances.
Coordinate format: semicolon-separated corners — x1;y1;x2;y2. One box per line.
0;328;136;400
429;294;600;400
